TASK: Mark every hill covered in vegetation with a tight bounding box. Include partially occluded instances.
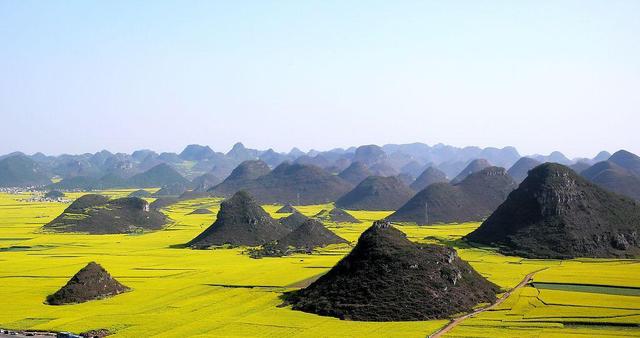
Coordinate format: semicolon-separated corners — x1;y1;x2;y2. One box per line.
43;195;167;234
336;176;414;211
466;163;640;258
387;167;517;224
187;191;291;248
284;220;499;321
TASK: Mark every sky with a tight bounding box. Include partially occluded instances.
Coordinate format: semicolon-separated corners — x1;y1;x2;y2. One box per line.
1;1;639;158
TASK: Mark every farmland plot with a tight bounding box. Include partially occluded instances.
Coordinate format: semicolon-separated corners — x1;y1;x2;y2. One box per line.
0;192;638;337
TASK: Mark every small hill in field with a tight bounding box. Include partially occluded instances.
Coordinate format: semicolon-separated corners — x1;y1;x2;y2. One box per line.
507;157;542;183
46;262;130;305
47;174;126;191
336;176;414;211
410;166;448;191
275;204;298;213
261;219;348;256
0;155;50;187
188;208;213;215
239;163;353;205
44;195;167;234
211;161;353;205
44;190;65;199
149;197;179;210
278;211;310;230
387;167;517;224
177;190;210;200
128;189;151;198
283;220;499;321
208;160;271;196
338;162;372;185
451;159;491;184
128;164;189;188
187;191;290;248
314;208;361;223
466;163;640;258
582;161;640;201
277;218;347;248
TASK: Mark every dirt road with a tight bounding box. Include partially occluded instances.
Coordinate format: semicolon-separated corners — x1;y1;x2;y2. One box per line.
429;268;547;338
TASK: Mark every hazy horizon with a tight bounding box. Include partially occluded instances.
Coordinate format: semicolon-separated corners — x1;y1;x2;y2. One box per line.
0;140;621;162
2;1;639;158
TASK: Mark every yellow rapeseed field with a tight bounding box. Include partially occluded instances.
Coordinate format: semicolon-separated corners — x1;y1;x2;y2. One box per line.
0;191;638;337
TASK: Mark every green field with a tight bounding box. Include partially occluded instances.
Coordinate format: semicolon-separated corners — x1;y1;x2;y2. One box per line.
0;191;638;337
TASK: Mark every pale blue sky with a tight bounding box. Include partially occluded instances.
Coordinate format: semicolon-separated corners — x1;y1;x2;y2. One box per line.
1;1;639;157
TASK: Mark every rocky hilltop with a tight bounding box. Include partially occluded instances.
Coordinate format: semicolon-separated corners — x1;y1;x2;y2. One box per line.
284;220;499;321
46;262;130;305
187;191;290;248
466;163;640;258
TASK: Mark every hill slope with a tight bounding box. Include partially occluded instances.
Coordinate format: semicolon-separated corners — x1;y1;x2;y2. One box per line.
410;166;448;191
234;163;353;205
191;173;221;192
278;211;310;230
128;163;190;188
387;167;517;224
284;220;498;321
274;219;348;251
46;262;130;305
609;150;640;176
275;204;298;213
208;160;271;196
43;195;167;234
187;191;290;248
508;157;542;183
0;155;50;187
582;161;640;201
314;208;361;223
336;176;414;211
338;162;372;185
451;159;491;183
466;163;640;258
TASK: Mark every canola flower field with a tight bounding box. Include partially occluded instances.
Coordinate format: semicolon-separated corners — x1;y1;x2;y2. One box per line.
0;191;639;337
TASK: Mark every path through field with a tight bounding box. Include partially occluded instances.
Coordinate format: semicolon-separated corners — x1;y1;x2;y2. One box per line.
429;268;548;338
